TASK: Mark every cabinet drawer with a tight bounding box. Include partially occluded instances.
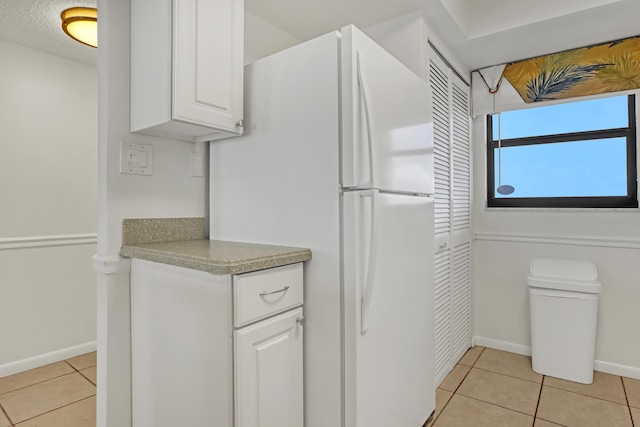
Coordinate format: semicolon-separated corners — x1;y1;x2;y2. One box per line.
234;263;303;327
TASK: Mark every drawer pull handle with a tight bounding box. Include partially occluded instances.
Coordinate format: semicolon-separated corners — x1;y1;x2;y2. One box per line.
296;316;305;326
259;286;290;297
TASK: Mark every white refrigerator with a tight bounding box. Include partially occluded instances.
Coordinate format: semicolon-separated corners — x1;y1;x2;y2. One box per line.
210;25;435;427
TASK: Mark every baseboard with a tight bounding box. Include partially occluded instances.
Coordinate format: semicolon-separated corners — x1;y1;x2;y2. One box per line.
595;360;640;380
474;336;532;356
0;341;97;378
474;335;640;380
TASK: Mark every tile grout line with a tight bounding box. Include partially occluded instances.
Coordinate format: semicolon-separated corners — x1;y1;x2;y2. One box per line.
428;380;461;425
0;357;95;427
4;378;96;425
0;371;75;398
427;383;460;425
64;353;97;373
427;347;485;426
621;377;635;427
64;360;81;373
452;361;474;394
536;373;632;426
457;392;538;419
458;360;546;420
454;354;541;420
468;346;485;369
532;375;545;422
9;394;96;426
456;353;627;425
64;359;97;387
475;363;631;408
534;375;547;418
472;365;543;385
542;379;631;407
473;345;544;386
0;354;95;398
441;348;486;420
534;414;569;427
78;370;97;387
0;400;14;427
434;347;637;427
0;356;96;426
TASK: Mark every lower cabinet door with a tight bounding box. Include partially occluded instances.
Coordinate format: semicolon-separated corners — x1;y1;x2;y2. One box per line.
234;307;304;427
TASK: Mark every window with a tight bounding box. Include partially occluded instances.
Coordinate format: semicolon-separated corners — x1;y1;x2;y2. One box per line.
487;94;637;208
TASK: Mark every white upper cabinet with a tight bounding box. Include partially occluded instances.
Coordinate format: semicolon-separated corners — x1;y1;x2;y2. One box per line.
131;0;244;142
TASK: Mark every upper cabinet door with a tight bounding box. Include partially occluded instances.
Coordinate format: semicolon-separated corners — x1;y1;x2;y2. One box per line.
341;25;434;195
131;0;244;142
173;0;243;133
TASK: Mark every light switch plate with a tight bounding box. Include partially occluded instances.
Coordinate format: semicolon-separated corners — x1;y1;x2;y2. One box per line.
190;151;204;177
120;141;153;175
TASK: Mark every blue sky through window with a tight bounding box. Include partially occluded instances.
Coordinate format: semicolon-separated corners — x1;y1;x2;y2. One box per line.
491;95;630;198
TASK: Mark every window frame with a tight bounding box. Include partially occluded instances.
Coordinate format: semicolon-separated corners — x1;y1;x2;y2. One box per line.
487;94;638;208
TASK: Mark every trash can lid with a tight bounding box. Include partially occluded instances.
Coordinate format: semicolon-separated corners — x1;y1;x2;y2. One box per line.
527;257;601;294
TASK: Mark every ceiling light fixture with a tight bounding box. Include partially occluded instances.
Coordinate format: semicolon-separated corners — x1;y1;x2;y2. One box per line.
61;7;98;48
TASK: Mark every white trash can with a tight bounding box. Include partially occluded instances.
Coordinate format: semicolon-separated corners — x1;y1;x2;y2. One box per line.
527;257;601;384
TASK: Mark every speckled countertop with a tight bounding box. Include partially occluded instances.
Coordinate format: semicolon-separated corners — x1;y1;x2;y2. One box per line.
121;240;311;275
119;217;311;274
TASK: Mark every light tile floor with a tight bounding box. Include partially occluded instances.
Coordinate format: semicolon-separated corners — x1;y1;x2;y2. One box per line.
427;346;640;427
0;352;96;427
1;348;639;427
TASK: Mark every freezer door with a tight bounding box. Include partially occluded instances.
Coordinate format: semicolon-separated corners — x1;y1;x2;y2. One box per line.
343;190;435;427
341;25;434;194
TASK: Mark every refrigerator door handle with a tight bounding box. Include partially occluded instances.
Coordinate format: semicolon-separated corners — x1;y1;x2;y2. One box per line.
361;189;379;334
356;51;378;189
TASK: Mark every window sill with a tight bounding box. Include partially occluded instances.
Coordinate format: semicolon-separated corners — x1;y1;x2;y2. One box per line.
484;206;640;213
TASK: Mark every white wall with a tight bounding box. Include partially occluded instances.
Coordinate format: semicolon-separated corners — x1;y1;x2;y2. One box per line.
460;0;621;39
472;95;640;379
364;11;470;83
245;10;300;64
359;5;640;381
96;0;208;425
95;3;303;426
0;39;97;375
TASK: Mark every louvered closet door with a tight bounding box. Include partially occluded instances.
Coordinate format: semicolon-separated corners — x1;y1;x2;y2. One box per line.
429;53;452;387
433;248;451;386
429;48;471;387
430;58;451;245
450;77;471;363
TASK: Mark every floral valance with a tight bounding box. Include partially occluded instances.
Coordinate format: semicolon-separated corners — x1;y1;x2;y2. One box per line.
471;35;640;116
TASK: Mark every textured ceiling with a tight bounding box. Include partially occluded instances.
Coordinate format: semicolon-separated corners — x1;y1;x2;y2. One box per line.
0;0;97;66
1;0;639;71
245;0;640;70
439;0;623;39
450;0;640;69
244;0;425;44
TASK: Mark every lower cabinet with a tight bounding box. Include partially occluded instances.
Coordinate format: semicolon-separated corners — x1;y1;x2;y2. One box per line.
130;259;304;427
235;308;304;426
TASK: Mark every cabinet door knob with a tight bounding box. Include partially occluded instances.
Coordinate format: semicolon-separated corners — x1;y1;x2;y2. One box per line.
236;119;243;128
296;316;305;327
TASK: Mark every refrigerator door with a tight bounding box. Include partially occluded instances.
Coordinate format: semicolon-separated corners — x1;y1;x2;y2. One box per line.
210;31;344;427
341;25;434;195
343;190;435;427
